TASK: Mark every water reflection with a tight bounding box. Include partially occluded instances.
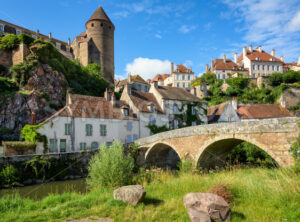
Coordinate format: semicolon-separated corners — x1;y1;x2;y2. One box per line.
0;179;87;200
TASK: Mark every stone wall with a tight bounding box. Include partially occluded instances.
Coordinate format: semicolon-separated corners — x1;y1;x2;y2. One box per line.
0;49;12;68
12;43;30;65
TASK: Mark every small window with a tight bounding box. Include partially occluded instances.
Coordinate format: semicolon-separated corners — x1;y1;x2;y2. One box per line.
182;75;185;80
60;139;66;153
133;135;138;141
177;83;180;87
86;124;93;136
188;75;190;80
123;108;129;116
101;23;103;27
150;103;155;112
173;105;179;114
252;65;255;70
257;65;260;70
277;66;279;71
262;65;265;70
267;65;270;71
65;123;71;135
100;124;107;136
182;83;185;88
174;120;179;129
127;122;132;130
109;26;111;29
192;121;197;126
272;65;275;71
49;139;58;153
191;107;196;115
127;135;132;143
149;115;155;126
80;142;86;151
91;23;94;27
91;142;99;150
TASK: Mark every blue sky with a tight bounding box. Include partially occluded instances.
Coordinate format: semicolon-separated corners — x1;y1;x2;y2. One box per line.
1;0;300;80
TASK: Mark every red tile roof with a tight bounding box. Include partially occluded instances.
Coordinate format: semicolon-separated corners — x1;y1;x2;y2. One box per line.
151;74;170;83
211;59;246;71
47;94;136;120
237;104;291;119
129;90;164;114
237;49;282;63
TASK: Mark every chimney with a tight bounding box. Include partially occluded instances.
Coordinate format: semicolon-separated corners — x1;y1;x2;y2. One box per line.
211;60;214;72
234;52;238;63
271;49;275;57
206;64;209;73
66;89;71;105
31;111;36;125
171;62;174;73
36;29;39;35
243;46;247;58
223;54;226;63
111;92;116;107
104;88;112;101
231;97;237;110
249;44;253;52
280;56;284;62
68;37;71;46
298;56;300;66
49;32;52;39
128;73;132;83
257;46;262;53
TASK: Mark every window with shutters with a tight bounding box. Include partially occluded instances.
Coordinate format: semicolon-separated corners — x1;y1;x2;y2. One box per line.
133;135;138;141
100;124;107;136
60;139;66;152
127;135;132;143
80;142;86;151
49;139;58;153
127;122;132;131
86;124;92;136
65;123;71;135
91;142;99;150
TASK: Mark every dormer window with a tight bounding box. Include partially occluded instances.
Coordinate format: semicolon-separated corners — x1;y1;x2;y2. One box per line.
81;108;85;113
149;103;155;112
256;57;260;61
123;108;129;116
270;58;274;62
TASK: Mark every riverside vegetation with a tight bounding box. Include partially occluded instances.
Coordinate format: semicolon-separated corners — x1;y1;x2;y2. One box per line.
0;140;299;221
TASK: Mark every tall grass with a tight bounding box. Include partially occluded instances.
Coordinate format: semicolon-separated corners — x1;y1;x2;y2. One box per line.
0;168;299;222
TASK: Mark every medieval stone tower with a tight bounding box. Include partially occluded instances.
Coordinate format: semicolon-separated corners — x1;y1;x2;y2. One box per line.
71;6;115;84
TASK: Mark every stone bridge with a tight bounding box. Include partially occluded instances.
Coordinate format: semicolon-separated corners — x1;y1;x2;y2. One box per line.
135;117;300;168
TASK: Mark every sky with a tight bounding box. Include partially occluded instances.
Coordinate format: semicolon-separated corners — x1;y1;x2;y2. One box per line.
1;0;300;80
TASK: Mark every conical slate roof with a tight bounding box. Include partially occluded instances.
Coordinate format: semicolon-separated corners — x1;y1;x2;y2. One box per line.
86;6;113;26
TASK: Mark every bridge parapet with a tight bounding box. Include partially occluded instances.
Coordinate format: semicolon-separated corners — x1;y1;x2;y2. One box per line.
136;117;300;147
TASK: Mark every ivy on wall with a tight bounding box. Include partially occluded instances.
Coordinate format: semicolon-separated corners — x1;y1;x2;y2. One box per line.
21;122;48;153
146;125;169;134
175;101;206;128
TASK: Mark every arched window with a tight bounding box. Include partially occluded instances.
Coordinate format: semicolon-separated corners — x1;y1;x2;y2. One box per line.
91;142;99;150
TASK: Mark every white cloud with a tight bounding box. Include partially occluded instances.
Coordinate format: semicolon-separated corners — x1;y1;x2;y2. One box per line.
112;11;129;19
221;0;300;61
154;34;162;39
125;57;171;80
184;60;193;67
179;25;196;34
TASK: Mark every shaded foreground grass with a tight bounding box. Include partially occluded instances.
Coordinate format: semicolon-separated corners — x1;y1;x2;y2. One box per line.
0;168;299;222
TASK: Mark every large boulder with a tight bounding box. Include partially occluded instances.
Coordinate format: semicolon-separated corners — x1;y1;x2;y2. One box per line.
183;193;231;222
113;185;146;206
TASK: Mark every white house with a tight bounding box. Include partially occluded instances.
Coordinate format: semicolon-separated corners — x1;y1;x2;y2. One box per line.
37;90;139;153
236;45;284;78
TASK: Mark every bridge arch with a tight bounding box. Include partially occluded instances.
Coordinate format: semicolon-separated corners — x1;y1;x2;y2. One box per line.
196;135;279;169
145;142;181;169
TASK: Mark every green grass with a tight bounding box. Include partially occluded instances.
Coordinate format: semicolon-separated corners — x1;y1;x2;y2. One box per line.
0;168;299;222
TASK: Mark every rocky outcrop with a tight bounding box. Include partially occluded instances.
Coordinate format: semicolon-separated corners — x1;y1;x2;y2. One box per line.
183;193;231;222
0;63;68;139
278;87;300;116
113;185;146;206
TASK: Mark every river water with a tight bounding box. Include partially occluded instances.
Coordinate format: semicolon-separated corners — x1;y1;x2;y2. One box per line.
0;179;88;200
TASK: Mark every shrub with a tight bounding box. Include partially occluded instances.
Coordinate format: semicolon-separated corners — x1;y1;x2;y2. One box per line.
21;123;48;153
208;183;232;204
178;158;193;173
87;140;134;188
0;77;18;92
0;165;20;187
0;34;20;50
267;73;283;86
17;33;35;46
25;156;52;180
9;59;38;87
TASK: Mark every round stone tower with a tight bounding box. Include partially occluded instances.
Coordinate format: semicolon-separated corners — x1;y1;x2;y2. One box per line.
85;6;115;84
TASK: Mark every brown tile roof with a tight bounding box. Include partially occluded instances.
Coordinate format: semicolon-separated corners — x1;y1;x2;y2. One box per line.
237;49;282;63
129;90;164;114
151;74;170;83
176;64;188;73
47;94;136;120
207;101;229;123
155;86;203;102
86;6;114;26
212;59;243;70
237;104;291;119
116;75;148;87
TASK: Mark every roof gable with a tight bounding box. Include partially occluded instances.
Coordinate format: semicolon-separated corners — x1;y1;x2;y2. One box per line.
155;86;202;102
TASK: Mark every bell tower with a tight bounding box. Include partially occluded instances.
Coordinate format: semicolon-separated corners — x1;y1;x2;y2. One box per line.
85;6;115;84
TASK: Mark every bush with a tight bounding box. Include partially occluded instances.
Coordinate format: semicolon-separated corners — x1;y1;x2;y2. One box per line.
0;165;20;187
0;34;20;50
87;140;134;188
0;77;18;92
178;158;193;173
267;73;283;86
17;33;35;46
25;156;52;180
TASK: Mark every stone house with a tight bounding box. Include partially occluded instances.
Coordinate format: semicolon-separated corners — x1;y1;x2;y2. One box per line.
207;100;291;124
37;91;139;153
236;45;284;78
115;74;150;93
208;55;248;79
149;83;207;129
152;63;196;91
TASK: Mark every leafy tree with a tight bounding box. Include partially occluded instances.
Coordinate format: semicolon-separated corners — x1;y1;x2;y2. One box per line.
267;73;283;86
193;73;217;86
225;77;248;97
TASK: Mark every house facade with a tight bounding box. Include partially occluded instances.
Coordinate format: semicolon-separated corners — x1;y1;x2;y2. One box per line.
236;45;284;78
37;91;139;153
115;74;150;93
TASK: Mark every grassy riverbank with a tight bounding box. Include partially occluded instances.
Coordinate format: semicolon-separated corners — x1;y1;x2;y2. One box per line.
0;167;299;222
